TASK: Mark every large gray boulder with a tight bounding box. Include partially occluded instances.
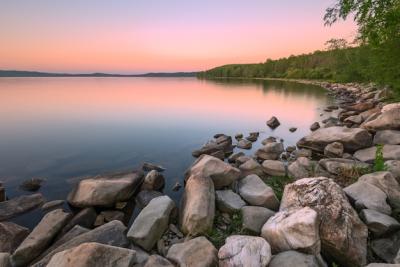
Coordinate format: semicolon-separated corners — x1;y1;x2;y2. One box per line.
239;158;265;178
262;160;286;177
269;251;326;267
354;145;400;163
297;126;372;153
280;177;368;267
360;209;400;237
185;155;240;189
31;220;129;267
241;206;275;234
238;175;279;210
359;171;400;204
255;142;284;161
11;209;71;267
261;207;320;255
324;142;344;158
374;130;400;145
67;171;143;207
141;170;165;191
218;235;271;267
46;242;136;267
127;196;175;251
215;190;246;214
135;190;164;209
344;181;391;215
180;174;215;236
371;231;400;263
363;107;400;131
0;222;29;253
0;193;45;221
56;207;97;239
166;236;218;267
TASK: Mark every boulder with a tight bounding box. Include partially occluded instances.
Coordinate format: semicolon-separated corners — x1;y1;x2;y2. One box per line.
288;157;315;179
237;139;252;149
324;142;344;158
0;253;10;267
67;171;144;208
11;209;71;267
269;251;326;267
289;127;297;132
185;155;240;189
360;209;400;237
142;162;165;172
41;200;64;211
56;207;97;239
374;130;400;145
241;206;275;234
280;177;368;267
245;133;258;142
261;136;277;145
310;122;320;131
345;102;375;112
261;207;320;255
297;126;372;153
166;236;218;267
363;107;400;131
141;170;165;191
262;160;286;177
386;160;400;182
192;137;233;158
291;149;313;159
218;235;272;267
267;116;280;129
238;175;279;210
135;190;163;209
255;142;284;160
180;174;215;236
239;158;265;178
215;190;246;214
371;231;400;263
354;145;400;163
31;220;129;267
46;242;136;267
0;222;29;253
227;152;244;163
344;181;391;215
0;193;45;221
127;196;175;251
236;155;252;166
144;255;174;267
359;171;400;204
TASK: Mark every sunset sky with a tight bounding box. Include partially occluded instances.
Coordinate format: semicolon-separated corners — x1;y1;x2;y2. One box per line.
0;0;357;73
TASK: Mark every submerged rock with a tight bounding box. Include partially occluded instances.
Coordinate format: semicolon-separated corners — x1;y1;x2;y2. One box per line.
0;193;45;221
46;242;136;267
218;235;271;267
67;171;144;208
20;178;44;192
280;177;368;267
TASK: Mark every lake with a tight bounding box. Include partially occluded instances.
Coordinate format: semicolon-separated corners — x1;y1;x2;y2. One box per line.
0;77;332;228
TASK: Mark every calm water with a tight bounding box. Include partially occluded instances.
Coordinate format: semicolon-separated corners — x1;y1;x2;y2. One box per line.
0;77;332;228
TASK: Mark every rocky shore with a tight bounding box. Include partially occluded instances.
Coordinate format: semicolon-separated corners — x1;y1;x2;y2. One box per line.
1;81;400;267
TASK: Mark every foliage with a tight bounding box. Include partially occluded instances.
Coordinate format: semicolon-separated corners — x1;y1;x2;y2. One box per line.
263;175;294;200
374;144;386;171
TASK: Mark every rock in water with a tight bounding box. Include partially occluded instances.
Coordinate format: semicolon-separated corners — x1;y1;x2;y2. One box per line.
127;195;175;251
141;170;165;191
166;236;218;267
31;220;129;267
297;126;372;153
67;171;143;208
180;174;215;236
142;162;165;172
310;122;320;131
280;177;368;267
218;235;271;267
46;242;136;267
255;142;284;161
269;251;326;267
237;139;252;149
185;155;240;189
0;193;45;221
238;174;279;210
261;207;320;255
0;222;29;253
11;209;71;267
267;116;280;129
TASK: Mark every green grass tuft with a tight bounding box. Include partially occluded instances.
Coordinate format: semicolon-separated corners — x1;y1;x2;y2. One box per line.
263;175;294;200
373;144;386;172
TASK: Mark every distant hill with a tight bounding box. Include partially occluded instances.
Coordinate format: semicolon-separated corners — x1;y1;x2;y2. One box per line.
0;70;198;77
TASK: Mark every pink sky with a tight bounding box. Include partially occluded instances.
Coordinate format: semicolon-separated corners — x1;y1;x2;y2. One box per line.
0;1;357;73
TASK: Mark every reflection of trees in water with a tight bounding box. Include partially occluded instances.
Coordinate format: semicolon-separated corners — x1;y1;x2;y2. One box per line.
202;78;328;99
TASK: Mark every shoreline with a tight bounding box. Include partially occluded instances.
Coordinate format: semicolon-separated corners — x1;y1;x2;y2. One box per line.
1;80;400;266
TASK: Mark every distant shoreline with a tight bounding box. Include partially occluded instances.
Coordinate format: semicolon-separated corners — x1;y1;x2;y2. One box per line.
0;70;198;78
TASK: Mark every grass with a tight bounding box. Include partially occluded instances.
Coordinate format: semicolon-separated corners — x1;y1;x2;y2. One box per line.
207;211;253;249
263;175;294;200
373;144;386;172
